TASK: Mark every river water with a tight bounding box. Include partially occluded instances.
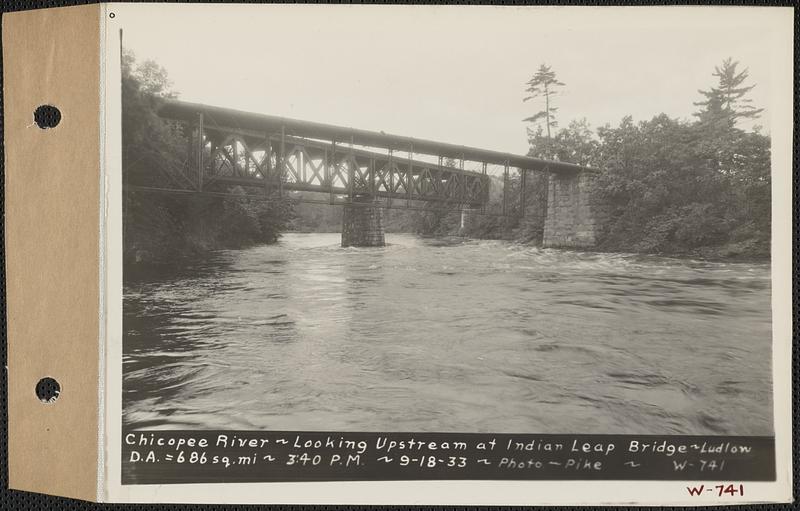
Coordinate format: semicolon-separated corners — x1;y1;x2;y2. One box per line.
123;233;772;435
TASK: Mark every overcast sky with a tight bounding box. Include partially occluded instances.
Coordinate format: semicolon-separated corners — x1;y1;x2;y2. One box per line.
116;5;788;157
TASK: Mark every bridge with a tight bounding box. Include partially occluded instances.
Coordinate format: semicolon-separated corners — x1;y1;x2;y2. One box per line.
134;100;601;247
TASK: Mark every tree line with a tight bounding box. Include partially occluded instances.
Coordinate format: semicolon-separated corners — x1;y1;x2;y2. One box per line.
522;59;770;258
122;51;293;267
124;50;770;262
412;59;771;259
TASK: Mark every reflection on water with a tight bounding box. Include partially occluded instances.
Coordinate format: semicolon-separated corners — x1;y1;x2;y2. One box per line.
123;233;772;434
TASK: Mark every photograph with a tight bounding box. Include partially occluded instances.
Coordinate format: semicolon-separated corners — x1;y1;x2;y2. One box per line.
120;5;776;439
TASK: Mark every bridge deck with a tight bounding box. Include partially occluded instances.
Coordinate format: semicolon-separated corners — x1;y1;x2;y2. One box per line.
159;100;595;174
141;100;596;213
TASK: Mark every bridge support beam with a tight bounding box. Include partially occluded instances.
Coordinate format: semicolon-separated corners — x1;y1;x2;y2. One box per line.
459;207;480;235
341;196;385;247
542;171;600;248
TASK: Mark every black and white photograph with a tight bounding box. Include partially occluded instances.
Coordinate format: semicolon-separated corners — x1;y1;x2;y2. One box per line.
2;2;794;505
112;5;791;495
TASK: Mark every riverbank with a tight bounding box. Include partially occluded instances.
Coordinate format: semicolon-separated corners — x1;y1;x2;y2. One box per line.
593;237;770;264
463;222;771;263
124;189;293;267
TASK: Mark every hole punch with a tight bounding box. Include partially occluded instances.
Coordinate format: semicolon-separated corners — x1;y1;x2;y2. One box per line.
33;105;61;129
35;377;60;403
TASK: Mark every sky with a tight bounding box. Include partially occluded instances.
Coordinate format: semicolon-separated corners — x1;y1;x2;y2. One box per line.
115;5;789;159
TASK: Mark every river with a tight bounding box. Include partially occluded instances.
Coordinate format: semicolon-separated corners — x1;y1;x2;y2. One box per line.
123;233;772;435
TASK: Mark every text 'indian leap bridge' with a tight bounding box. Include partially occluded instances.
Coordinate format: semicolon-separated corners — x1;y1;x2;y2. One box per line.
131;100;602;248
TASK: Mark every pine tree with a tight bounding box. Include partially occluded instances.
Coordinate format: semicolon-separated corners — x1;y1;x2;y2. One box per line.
523;64;565;158
695;58;763;126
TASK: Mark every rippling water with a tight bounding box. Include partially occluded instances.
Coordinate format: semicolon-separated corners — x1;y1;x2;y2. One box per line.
123;233;772;435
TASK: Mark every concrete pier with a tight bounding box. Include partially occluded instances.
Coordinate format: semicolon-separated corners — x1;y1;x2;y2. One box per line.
542;171;601;248
459;207;480;234
341;196;385;247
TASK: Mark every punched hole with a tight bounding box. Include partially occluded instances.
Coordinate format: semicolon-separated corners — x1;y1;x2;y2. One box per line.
36;377;60;403
33;105;61;129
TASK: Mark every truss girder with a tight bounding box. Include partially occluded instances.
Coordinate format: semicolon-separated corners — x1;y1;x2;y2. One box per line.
195;127;491;207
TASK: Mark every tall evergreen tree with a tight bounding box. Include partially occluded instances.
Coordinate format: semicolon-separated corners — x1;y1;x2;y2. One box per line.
694;58;763;126
523;64;565;154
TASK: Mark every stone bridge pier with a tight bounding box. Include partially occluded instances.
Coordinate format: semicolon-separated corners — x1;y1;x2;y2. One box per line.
542;171;601;248
341;195;385;247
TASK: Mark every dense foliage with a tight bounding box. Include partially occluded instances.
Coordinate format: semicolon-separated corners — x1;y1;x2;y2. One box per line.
122;52;293;266
411;59;772;260
590;114;769;257
519;59;771;258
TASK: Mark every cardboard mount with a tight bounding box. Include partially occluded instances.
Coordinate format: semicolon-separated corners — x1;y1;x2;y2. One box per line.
4;4;103;501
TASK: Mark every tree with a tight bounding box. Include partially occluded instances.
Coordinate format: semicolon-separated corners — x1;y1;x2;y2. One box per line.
121;50;185;189
528;119;599;167
122;50;293;266
135;59;177;98
588;109;770;257
694;58;763;127
523;64;565;155
514;57;770;257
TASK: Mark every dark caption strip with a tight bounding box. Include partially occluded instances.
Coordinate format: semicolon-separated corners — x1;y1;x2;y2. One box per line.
121;431;774;484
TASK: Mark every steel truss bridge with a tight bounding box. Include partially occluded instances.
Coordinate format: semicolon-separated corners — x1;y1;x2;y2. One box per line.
135;100;591;215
